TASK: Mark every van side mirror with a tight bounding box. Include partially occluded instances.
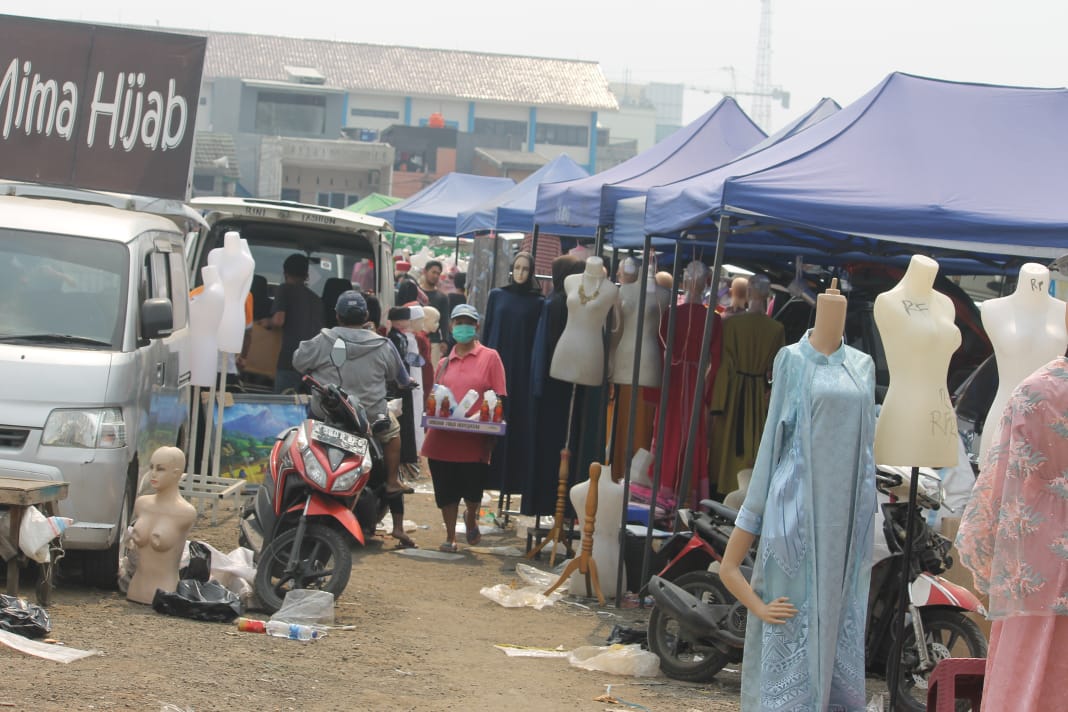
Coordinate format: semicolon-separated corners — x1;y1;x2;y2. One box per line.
141;298;174;339
330;337;347;368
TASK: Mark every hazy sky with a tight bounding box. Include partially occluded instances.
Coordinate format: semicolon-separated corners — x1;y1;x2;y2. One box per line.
5;1;1068;132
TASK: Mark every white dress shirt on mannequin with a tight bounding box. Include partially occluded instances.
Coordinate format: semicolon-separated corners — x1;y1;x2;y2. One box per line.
873;255;961;467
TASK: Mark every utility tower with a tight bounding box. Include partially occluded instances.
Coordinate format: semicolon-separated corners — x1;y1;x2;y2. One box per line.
752;0;773;129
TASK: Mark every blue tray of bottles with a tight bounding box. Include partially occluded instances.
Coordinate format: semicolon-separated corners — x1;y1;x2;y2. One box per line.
421;414;507;436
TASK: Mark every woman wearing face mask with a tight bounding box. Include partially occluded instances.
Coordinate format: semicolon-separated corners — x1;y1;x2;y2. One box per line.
421;304;508;552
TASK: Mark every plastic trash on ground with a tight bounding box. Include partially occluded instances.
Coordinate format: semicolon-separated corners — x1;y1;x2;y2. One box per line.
17;505;72;563
0;594;51;638
866;694;885;711
0;629;98;663
493;643;570;658
151;579;244;622
568;644;661;677
270;589;335;626
515;562;558;589
480;583;563;610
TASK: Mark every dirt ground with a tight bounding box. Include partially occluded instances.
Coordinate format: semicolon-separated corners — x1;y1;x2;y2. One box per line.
1;476;893;712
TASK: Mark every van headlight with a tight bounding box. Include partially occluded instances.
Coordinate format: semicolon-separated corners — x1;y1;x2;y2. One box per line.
42;408;127;448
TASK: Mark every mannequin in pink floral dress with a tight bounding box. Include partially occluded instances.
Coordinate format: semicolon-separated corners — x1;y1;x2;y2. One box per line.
957;355;1068;711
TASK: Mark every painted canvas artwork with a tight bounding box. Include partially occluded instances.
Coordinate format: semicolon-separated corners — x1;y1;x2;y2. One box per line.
218;395;309;484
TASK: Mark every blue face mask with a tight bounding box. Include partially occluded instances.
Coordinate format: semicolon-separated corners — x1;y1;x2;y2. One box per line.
452;324;477;344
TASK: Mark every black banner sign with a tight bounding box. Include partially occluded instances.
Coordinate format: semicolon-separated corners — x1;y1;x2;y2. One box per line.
0;15;206;200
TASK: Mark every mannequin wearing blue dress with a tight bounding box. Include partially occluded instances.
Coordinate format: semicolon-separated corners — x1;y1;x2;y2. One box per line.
719;285;877;711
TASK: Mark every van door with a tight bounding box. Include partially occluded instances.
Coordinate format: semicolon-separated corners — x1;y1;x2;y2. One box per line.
137;236;191;487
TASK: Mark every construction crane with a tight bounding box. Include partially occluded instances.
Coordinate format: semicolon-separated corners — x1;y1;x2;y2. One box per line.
752;0;774;128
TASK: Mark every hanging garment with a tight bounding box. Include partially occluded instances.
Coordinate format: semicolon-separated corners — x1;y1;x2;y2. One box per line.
956;357;1068;711
649;303;720;509
482;286;544;494
388;328;417;465
710;311;786;496
735;334;876;711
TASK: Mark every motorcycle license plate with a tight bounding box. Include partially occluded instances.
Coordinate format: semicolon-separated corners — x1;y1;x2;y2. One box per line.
311;422;369;456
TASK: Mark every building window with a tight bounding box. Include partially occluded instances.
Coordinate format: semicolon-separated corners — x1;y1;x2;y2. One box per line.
280;188;300;202
474;118;527;141
350;107;400;119
316;192;358;209
192;175;216;193
255;91;327;135
535;122;589;147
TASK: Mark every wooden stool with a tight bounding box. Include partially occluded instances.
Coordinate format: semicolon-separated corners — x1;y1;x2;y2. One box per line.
0;476;70;606
926;657;985;711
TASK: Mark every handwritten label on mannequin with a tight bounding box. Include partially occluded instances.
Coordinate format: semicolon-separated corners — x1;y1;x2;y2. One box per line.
929;388;954;437
901;300;928;316
1031;278;1046;293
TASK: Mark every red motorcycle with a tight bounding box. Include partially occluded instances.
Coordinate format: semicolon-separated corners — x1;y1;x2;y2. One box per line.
240;373;382;612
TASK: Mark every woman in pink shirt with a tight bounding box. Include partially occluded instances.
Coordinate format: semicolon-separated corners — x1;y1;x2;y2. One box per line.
422;304;507;552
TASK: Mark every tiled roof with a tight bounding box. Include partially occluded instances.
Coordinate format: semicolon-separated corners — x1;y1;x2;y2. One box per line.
193;132;241;179
190;29;618;111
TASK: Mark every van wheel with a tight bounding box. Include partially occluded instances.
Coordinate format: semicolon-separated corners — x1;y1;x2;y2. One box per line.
83;466;137;590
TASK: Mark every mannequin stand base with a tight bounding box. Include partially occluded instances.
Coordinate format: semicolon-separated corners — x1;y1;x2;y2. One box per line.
544;555;605;607
524;523;580;559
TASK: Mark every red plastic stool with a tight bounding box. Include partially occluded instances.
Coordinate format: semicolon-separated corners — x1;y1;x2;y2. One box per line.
926;657;986;711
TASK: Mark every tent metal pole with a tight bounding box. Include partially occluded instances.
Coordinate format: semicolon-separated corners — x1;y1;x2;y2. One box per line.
639;241;682;595
614;232;652;607
490;233;500;290
529;224;541;272
675;217;730;526
593;226;605;257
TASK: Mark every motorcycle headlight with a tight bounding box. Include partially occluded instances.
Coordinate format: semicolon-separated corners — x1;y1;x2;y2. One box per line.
301;449;328;488
331;470;359;492
42;408;126;448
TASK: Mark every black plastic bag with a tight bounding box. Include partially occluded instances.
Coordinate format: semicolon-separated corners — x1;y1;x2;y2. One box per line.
178;540;212;583
0;594;52;638
151;579;243;623
606;624;647;647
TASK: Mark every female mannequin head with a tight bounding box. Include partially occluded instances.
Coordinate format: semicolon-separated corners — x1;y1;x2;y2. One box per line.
682;261;708;303
507;251;541;294
405;303;426;333
655;271;674;290
148;446;185;494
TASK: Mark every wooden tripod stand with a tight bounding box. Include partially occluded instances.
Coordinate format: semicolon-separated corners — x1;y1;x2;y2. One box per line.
543;462;605;606
525;385;577;567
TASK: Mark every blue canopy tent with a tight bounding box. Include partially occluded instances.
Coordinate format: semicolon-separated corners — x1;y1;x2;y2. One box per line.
369;172;515;236
456;154;592;237
647;73;1068;261
534;96;765;236
609;97;842;249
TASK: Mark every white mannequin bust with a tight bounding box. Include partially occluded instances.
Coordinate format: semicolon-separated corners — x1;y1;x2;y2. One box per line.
568;463;625;598
550;256;619;386
207;231;255;354
423;306;440;338
978;263;1068;463
873;255;961;467
127;446;197;605
189;265;225;387
612;267;668;386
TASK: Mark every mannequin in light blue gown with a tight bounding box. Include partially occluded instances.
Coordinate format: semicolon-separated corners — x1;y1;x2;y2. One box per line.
719;286;877;711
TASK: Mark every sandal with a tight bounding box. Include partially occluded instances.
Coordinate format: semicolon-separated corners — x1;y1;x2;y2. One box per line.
392;535;418;550
464;510;482;546
438;542;459;553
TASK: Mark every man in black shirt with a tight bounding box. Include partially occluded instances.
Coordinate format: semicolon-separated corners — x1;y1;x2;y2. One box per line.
419;260;450;345
270;253;323;393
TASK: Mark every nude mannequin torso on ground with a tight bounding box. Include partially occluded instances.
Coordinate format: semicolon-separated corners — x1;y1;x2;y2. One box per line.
873;255;961;467
550;256;619;386
978;263;1068;463
127;446;198;605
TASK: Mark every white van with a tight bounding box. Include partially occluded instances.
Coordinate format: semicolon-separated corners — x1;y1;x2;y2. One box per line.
187;197;394;387
0;183;203;587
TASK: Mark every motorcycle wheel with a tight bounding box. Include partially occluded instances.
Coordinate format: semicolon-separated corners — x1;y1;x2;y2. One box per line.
889;609;988;712
646;570;735;682
254;523;352;613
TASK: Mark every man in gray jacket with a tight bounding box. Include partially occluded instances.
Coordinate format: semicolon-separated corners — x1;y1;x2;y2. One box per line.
292;291;417;546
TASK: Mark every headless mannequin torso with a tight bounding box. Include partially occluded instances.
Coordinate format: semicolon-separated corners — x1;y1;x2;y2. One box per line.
550;257;618;386
873;255;961;467
207;231;255;354
189;265;225;387
612;268;667;386
127;446;197;605
978;263;1068;463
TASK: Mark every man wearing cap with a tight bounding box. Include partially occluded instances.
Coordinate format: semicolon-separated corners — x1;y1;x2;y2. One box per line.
293;291;417;547
421;303;507;552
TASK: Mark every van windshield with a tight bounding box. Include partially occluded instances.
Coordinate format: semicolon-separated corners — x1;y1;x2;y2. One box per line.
0;229;128;349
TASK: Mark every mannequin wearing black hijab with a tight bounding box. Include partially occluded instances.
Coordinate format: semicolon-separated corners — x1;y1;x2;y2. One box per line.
482;251;545;495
